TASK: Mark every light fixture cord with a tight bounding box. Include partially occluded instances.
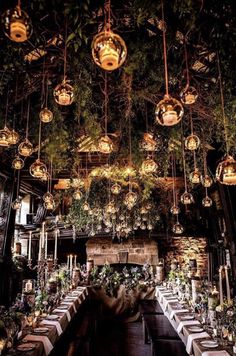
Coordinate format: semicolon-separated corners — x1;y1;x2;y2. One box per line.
104;72;108;136
63;19;68;81
217;51;229;155
26;98;30;140
105;0;111;33
181;121;188;191
184;40;190;87
171;153;176;206
161;1;169;97
145;102;149;132
4;89;9;127
16;169;20;197
38;120;42;160
202;130;207;176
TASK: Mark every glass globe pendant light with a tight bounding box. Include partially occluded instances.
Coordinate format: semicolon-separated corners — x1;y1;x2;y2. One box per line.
202;189;213;208
189;168;202;184
124;186;138;210
181;129;194;205
12;170;22;210
201;174;213;188
185;109;200;151
18;99;33;157
170;153;180;215
180;41;198;105
141;156;158;174
111;182;121;195
30;121;47;179
12;156;24;170
155;4;184;126
99;73;113;154
91;0;127;71
0;92;11;147
40;75;53;123
73;189;83;200
172;215;184;234
2;0;33;43
215;52;236;186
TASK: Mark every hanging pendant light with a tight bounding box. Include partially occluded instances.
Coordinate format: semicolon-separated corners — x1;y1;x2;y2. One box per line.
44;200;55;210
170;154;180;215
98;135;113;154
201;175;213;188
141;156;158;174
73;190;83;200
142;132;158;151
0;126;10;147
155;4;183;126
43;192;53;203
105;201;116;214
172;221;184;234
185;134;200;151
83;201;90;211
12;156;24;170
215;52;236;186
189;168;202;184
180;42;198;105
30;121;47;178
124;190;138;210
180;191;194;205
111;182;121;195
2;1;33;43
7;129;20;145
92;0;127;71
18;99;33;157
12;170;21;210
202;195;212;208
39;108;53;123
170;205;180;215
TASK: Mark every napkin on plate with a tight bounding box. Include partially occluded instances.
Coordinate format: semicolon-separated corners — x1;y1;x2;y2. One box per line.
202;351;230;356
163;298;179;311
61;301;77;313
53;309;71;322
177;320;200;334
159;292;173;303
186;332;210;354
170;309;189;320
23;334;53;356
40;320;63;336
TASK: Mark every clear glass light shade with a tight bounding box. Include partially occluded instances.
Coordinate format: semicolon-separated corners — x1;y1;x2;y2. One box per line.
189;169;202;184
7;129;19;145
18;138;33;157
216;155;236;185
40;171;50;182
12;198;22;210
142;132;158;151
170;205;180;215
92;30;127;71
202;195;213;208
39;108;53;123
201;175;213;188
124;191;138;209
98;135;114;154
185;134;200;151
172;222;184;234
29;159;47;178
141;157;158;174
111;183;121;195
54;81;74;106
73;190;83;200
180;85;198;105
155;95;184;126
44;200;55;210
43;191;53;203
105;201;116;214
180;191;194;205
0;126;10;146
140;222;146;230
2;6;33;42
83;202;90;211
12;156;24;170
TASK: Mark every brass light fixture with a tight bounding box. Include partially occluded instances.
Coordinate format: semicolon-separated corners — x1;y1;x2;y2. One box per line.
2;0;33;43
92;0;127;71
215;52;236;185
18;100;33;157
155;3;183;126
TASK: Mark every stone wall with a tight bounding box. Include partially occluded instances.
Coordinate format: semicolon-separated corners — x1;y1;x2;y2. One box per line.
86;236;158;265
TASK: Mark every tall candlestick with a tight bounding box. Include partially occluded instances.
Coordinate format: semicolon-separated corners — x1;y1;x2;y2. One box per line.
41;222;45;248
224;265;231;305
219;266;223;307
28;232;32;260
38;233;42;261
70;254;73;276
45;232;48;260
54;230;58;261
67;255;69;270
74;255;77;268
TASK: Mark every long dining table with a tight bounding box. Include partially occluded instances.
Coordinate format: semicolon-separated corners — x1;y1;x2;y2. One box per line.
8;286;89;356
155;286;233;356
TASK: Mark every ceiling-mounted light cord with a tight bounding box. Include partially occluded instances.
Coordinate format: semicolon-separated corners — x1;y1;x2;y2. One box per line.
26;98;30;139
161;1;169;97
184;40;190;86
105;0;111;33
217;51;229;155
104;72;108;135
37;120;42;160
4;89;9;127
181;121;188;191
63;19;68;81
171;153;176;206
16;169;20;197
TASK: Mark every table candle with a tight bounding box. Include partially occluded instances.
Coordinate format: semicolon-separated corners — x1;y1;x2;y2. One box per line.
67;255;69;270
54;230;58;261
45;232;48;260
28;231;32;260
74;255;77;268
41;222;45;248
38;232;42;261
224;265;231;305
219;266;223;307
25;279;32;292
70;254;73;276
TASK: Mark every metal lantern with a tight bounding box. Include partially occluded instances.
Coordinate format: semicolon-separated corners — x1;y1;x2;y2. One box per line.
170;205;180;215
155;95;184;126
141;157;158;174
12;198;22;210
73;190;83;200
0;126;10;147
2;5;33;43
39;108;53;123
92;31;127;71
44;200;55;210
7;129;19;145
202;195;212;208
180;85;198;105
43;191;53;203
54;80;74;106
180;191;194;205
124;191;138;210
111;183;121;195
201;175;213;188
185;134;200;151
172;222;184;234
12;156;24;170
29;159;47;178
83;202;90;211
98;135;113;154
18;138;33;157
189;169;202;184
216;155;236;186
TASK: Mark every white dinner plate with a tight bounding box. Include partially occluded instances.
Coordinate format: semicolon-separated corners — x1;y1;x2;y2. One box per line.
188;326;204;332
17;343;36;352
200;340;218;348
33;327;49;333
46;315;60;320
181;315;195;320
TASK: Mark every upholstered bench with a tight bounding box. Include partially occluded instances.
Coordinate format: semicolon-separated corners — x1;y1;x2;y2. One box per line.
143;314;180;345
139;300;164;315
151;338;188;356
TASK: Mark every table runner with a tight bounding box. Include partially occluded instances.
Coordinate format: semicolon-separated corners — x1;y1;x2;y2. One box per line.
40;320;63;336
23;334;53;356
